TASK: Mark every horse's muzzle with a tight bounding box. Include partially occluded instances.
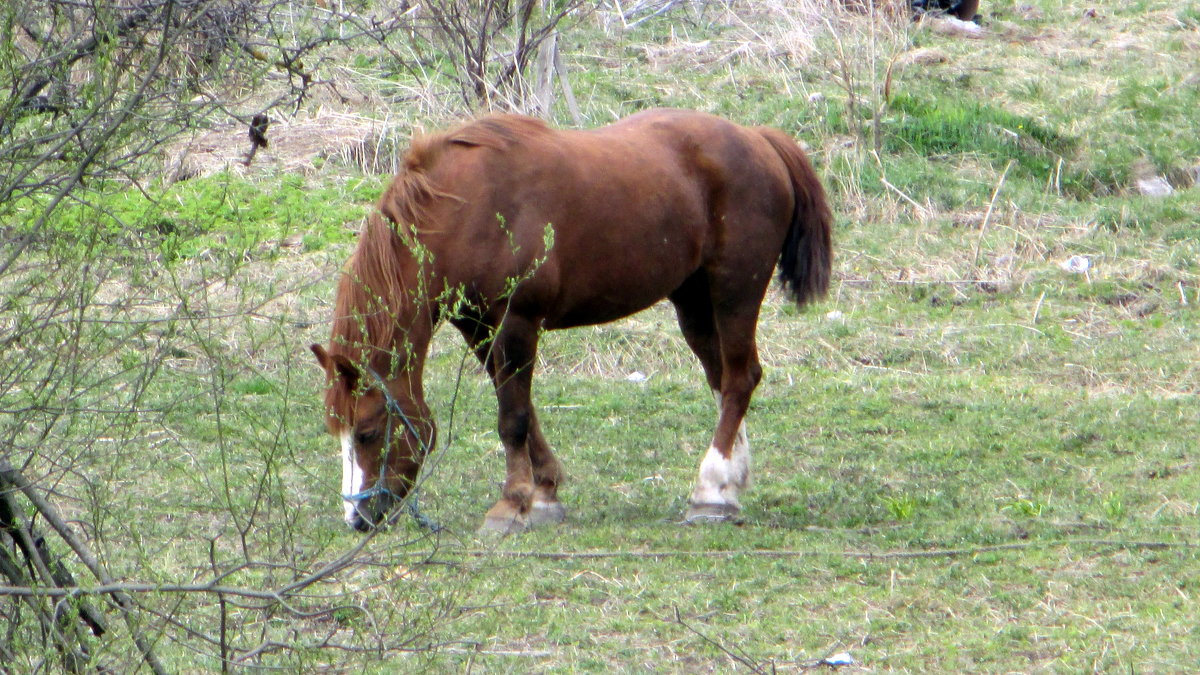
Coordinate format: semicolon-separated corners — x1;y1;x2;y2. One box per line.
345;491;399;532
348;510;374;532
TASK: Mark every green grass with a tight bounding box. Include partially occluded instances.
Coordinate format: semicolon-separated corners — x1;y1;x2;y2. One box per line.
882;92;1082;192
9;171;376;262
8;0;1200;671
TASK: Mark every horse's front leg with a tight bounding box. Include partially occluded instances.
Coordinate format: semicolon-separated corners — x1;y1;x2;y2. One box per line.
479;315;564;534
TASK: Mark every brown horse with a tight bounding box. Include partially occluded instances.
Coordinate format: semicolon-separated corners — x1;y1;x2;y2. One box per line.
311;109;833;533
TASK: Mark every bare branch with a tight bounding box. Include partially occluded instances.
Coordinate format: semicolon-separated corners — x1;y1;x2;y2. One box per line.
0;459;169;675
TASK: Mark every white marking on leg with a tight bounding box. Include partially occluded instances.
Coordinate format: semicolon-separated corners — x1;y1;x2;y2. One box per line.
691;391;752;508
340;431;365;525
690;421;751;508
733;418;751;490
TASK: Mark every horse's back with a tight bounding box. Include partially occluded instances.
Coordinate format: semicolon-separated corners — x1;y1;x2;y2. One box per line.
393;110;802;327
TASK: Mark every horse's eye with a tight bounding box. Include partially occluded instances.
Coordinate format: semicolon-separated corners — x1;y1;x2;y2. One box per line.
356;430;380;445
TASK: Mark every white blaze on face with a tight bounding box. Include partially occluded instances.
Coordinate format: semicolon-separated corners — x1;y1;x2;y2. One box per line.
340;431;365;525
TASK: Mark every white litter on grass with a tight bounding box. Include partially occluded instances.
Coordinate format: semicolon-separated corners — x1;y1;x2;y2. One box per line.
826;310;845;321
1135;175;1173;197
1060;255;1091;274
626;371;648;383
933;16;985;38
823;652;855;666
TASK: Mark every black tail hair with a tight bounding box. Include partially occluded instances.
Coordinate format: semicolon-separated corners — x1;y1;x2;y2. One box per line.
756;127;834;306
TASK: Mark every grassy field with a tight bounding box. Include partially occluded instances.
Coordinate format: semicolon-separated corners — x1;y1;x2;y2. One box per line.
10;0;1200;671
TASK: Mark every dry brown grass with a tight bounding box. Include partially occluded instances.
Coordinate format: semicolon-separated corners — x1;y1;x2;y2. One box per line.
165;109;414;180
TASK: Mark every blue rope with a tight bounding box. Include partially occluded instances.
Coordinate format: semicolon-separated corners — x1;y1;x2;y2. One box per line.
404;492;443;532
341;484;397;502
342;366;442;532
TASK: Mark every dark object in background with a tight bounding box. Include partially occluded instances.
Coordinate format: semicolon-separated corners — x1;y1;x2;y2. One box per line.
249;114;270;150
913;0;980;22
242;114;270;166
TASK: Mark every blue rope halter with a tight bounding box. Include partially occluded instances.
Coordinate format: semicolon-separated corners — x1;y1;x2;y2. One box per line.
342;366;442;532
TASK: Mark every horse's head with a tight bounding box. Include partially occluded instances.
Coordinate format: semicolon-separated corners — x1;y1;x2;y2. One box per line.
310;344;434;531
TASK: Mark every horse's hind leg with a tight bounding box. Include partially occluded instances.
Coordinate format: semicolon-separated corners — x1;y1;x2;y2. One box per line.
670;274;723;392
671;276;761;523
453;315;565;533
694;309;762;523
523;415;566;527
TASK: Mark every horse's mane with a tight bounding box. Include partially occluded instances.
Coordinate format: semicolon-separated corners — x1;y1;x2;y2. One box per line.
329;213;410;372
444;114;551;150
330;150;444;372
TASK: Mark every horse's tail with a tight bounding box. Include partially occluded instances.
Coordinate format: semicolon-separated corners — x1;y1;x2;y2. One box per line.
755;127;833;307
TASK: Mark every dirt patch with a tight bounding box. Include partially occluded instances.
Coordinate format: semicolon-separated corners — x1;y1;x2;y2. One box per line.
165;111;404;182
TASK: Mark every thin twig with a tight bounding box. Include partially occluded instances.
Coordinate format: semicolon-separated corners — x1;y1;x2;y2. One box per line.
6;539;1185;601
672;606;772;674
1031;290;1047;324
839;277;1007;286
880;177;932;220
972;159;1014;269
627;0;685;27
420;538;1191;562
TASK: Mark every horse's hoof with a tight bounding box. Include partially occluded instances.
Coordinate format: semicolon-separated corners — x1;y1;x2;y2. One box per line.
527;500;567;528
682;502;740;524
478;514;527;537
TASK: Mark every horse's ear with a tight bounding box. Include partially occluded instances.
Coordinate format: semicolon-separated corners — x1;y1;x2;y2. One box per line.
332;355;361;391
310;344;331;370
310;344;360;390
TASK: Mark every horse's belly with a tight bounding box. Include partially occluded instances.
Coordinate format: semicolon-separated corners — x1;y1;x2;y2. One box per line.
539;234;699;329
544;300;656;329
543;272;686;329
